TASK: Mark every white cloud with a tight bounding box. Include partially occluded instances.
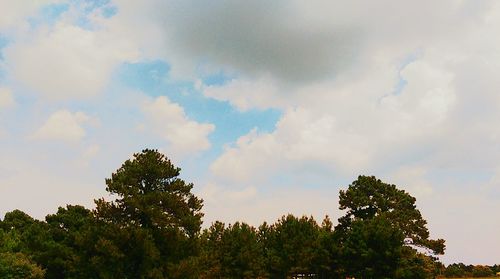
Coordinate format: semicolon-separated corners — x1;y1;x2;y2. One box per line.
210;54;458;184
3;20;139;100
75;144;101;167
0;87;16;138
82;144;100;159
202;77;282;111
34;110;93;142
383;166;433;198
0;151;106;220
0;87;15;109
200;183;257;204
142;96;215;157
206;0;500;183
100;0;494;84
0;0;62;32
200;183;339;227
95;0;168;59
202;3;500;263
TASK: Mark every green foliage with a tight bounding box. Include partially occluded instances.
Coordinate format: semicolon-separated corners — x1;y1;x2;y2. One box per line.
0;252;45;279
197;221;267;278
93;149;204;277
41;205;93;278
1;210;36;231
0;210;55;275
336;175;446;278
395;247;438;279
0;215;46;278
0;153;460;278
340;215;404;279
443;263;498;278
81;223;163;278
472;265;494;277
445;263;468;277
0;228;21;253
260;215;328;278
337;175;445;255
492;264;500;273
95;149;203;236
317;216;343;278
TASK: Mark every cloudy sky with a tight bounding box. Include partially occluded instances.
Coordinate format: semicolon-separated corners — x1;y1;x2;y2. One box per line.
1;0;499;264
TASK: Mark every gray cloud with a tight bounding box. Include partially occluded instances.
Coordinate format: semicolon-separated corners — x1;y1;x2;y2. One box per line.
151;0;494;84
162;1;361;83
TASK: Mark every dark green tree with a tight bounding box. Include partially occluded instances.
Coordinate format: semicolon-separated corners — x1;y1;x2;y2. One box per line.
444;263;466;277
395;247;439;279
316;216;343;278
81;222;163;278
1;210;37;232
337;175;445;255
0;252;45;279
336;176;445;278
1;210;53;272
42;205;93;278
341;215;405;279
0;222;22;253
260;215;327;278
93;149;204;277
197;221;267;278
472;265;494;277
95;149;203;234
0;211;46;279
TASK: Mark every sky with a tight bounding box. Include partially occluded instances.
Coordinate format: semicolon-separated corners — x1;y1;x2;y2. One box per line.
0;0;499;265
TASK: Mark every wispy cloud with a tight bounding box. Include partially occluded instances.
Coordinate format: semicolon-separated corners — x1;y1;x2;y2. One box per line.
33;110;95;142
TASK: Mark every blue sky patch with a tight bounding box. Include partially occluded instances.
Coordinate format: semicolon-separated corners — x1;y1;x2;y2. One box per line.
115;61;282;153
27;3;69;28
392;50;423;96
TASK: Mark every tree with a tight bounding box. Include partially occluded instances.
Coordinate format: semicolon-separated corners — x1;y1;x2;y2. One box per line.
0;252;45;279
42;205;94;278
444;263;467;278
197;221;267;279
472;265;494;277
395;247;440;279
337;175;445;255
95;149;203;234
93;149;204;276
336;176;445;278
81;222;163;279
0;212;45;279
0;223;22;253
260;215;327;278
1;210;37;232
340;215;405;278
1;210;54;275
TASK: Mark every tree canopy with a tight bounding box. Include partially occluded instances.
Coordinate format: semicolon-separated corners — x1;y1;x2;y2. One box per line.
93;149;204;277
337;175;445;255
95;149;203;236
0;150;474;279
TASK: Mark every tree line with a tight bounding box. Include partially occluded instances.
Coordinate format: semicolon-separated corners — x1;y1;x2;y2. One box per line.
0;149;493;278
443;263;500;278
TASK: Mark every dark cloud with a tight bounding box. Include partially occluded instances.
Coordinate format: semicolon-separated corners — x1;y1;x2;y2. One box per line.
161;1;363;83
